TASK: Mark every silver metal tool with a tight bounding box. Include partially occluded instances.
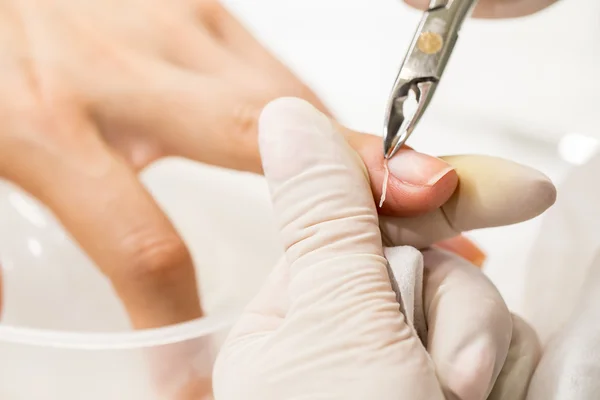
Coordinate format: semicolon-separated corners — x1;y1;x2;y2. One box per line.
383;0;478;159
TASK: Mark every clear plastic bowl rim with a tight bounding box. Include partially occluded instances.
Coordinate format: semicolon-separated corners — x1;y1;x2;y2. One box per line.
0;311;239;350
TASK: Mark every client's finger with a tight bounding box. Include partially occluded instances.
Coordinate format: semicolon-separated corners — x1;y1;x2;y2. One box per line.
341;126;458;218
103;61;459;219
0;116;201;329
488;314;541;400
422;249;512;400
380;155;557;248
98;49;458;219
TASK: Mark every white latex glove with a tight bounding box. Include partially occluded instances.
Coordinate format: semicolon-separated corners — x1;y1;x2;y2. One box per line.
212;98;540;400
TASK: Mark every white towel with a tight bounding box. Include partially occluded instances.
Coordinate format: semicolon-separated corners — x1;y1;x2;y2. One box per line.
384;246;427;343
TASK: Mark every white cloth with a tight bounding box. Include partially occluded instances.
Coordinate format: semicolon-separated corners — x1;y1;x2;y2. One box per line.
385;246;427;342
521;153;600;399
522;154;600;344
526;250;600;399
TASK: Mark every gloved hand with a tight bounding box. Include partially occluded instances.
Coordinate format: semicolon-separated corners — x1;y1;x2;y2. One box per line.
212;98;547;400
404;0;558;18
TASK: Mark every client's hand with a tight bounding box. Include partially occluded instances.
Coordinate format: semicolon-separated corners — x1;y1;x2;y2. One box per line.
213;98;541;400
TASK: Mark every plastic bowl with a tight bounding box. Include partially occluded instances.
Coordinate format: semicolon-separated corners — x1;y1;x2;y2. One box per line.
0;159;281;399
0;313;235;399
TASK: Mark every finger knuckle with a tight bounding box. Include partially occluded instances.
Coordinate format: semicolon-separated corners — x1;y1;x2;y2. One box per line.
231;101;260;138
195;0;227;32
196;0;224;16
120;229;192;279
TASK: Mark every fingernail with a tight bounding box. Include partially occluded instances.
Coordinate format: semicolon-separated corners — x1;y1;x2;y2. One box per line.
387;149;454;187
